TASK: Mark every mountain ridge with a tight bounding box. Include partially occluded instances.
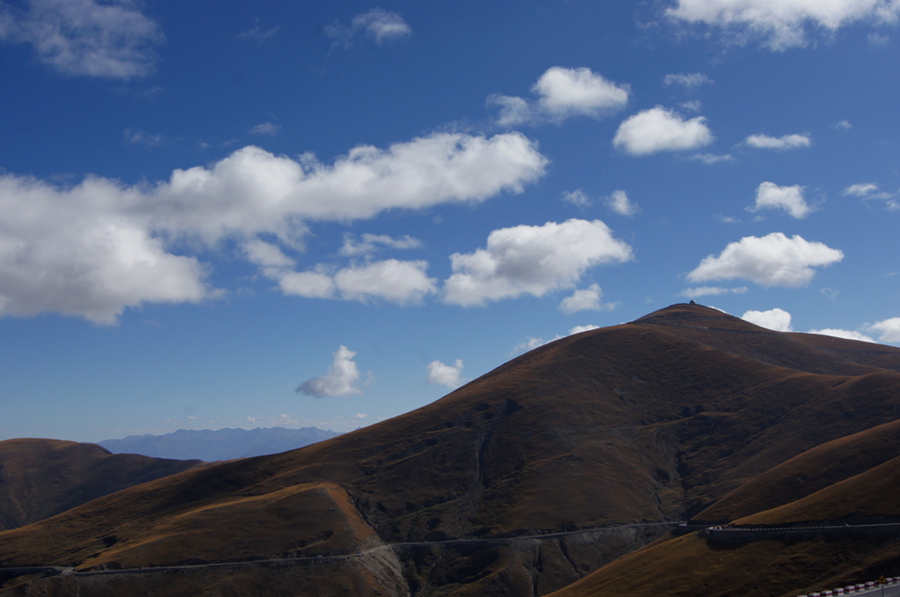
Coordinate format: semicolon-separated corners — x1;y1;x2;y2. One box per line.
98;426;340;461
3;303;900;596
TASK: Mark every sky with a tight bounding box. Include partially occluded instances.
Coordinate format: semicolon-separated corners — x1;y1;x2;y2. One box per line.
1;0;899;443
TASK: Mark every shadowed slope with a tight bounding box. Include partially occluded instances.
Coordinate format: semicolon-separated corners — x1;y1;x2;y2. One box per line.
0;439;204;531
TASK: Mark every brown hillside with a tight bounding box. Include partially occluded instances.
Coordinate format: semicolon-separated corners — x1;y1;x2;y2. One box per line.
696;418;900;522
4;304;900;596
0;439;204;531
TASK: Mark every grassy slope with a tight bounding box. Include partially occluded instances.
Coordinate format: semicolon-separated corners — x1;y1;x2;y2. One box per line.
0;439;203;531
4;304;900;596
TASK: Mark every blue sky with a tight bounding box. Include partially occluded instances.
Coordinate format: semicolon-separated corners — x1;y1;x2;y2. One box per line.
1;0;899;443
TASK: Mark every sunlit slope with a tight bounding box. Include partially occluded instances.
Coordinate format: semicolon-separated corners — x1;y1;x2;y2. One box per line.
4;304;900;596
0;439;203;531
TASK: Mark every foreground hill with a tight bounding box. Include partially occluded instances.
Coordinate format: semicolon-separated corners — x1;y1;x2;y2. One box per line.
98;426;340;461
3;303;900;596
0;439;204;531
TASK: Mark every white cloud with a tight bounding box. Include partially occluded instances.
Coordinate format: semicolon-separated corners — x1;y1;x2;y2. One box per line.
488;66;630;126
561;189;591;208
297;346;363;398
249;122;280;136
750;181;812;218
511;325;601;355
145;132;547;243
691;153;733;164
745;133;812;150
834;120;853;130
688;232;844;287
681;286;747;298
0;175;210;325
242;239;295;268
613;107;714;156
742;308;793;331
0;0;163;78
680;100;703;112
339;233;423;256
869;317;900;343
426;359;465;388
533;67;631;120
664;72;713;88
808;328;875;342
324;8;411;48
844;183;884;197
0;131;544;323
334;260;436;304
274;259;436;304
665;0;900;51
559;284;616;314
353;8;412;43
844;183;900;210
605;190;640;216
444;219;633;306
488;95;532;128
277;269;337;299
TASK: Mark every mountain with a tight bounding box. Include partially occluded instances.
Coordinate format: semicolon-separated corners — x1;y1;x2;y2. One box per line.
0;439;204;531
3;303;900;597
98;426;340;461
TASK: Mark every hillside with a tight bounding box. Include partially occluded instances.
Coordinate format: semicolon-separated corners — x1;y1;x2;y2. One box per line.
98;426;340;461
3;303;900;596
0;439;204;531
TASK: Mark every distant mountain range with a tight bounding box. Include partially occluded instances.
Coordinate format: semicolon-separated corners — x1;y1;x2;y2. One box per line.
4;304;900;596
98;427;340;461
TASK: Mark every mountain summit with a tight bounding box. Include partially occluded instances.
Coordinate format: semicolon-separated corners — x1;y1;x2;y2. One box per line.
3;303;900;596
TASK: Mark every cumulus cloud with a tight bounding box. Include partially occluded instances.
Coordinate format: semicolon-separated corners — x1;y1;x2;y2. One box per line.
664;72;713;89
0;0;163;78
613;107;713;156
324;8;411;48
272;259;437;304
488;66;630;126
605;190;640;216
0;175;210;324
339;233;423;256
296;346;363;398
426;359;465;388
687;232;844;287
665;0;900;51
745;133;812;150
444;219;633;306
750;182;812;218
559;284;616;314
144;133;545;245
808;328;875;342
869;317;900;343
834;120;853;130
681;286;747;298
742;308;793;331
0;132;544;323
